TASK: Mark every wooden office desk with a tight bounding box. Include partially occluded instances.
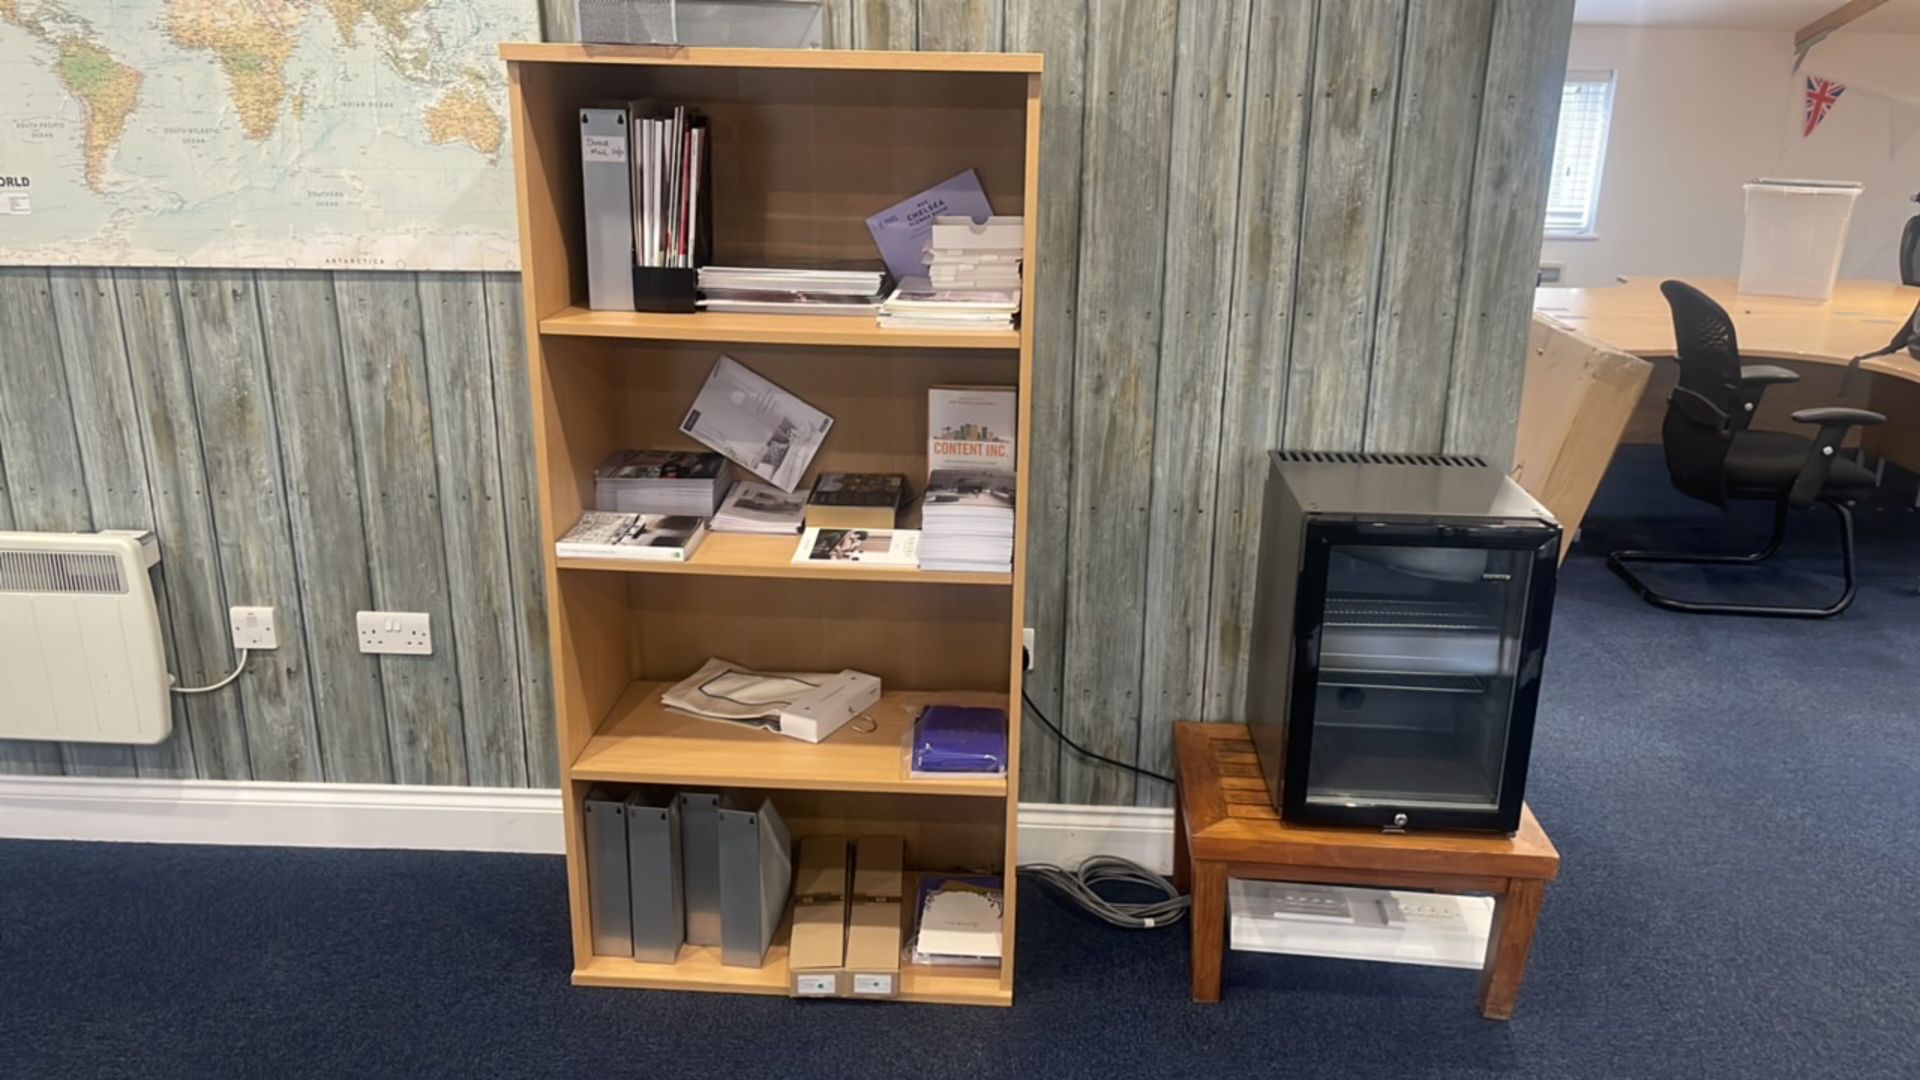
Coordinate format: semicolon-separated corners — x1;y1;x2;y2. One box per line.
1173;722;1561;1020
1534;278;1920;468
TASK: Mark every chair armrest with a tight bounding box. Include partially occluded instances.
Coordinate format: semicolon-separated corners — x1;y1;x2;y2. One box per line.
1791;407;1885;427
1733;365;1798;426
1786;407;1887;506
1741;364;1800;386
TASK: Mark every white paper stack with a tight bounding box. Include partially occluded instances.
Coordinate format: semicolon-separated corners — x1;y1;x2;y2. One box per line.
696;266;888;316
920;468;1015;573
926;215;1023;290
877;278;1021;332
712;479;806;535
593;449;734;516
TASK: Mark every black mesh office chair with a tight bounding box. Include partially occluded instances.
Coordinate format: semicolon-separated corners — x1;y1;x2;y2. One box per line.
1607;280;1885;618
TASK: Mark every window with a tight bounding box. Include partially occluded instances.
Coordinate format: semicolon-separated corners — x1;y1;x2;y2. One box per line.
1544;72;1615;238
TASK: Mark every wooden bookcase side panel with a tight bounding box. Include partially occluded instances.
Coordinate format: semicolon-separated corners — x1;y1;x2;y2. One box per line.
510;61;1029;321
998;72;1044;993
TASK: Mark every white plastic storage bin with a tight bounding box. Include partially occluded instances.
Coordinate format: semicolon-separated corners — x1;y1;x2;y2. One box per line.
1738;179;1863;301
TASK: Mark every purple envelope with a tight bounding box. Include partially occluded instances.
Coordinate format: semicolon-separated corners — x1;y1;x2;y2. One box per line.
865;169;993;282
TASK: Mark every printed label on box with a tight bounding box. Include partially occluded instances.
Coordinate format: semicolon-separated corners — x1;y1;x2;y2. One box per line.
852;973;895;996
794;973;837;996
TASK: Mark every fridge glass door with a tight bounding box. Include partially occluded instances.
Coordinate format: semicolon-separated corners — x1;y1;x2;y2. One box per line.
1304;543;1534;813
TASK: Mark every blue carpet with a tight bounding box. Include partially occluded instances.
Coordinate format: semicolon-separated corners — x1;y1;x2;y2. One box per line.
3;446;1918;1079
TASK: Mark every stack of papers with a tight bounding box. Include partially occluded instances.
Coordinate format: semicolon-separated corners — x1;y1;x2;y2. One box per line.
555;511;709;562
920;469;1014;573
910;705;1007;777
927;214;1023;290
911;876;1003;967
712;479;806;535
696;266;889;316
593;450;733;516
791;527;921;567
877;278;1020;332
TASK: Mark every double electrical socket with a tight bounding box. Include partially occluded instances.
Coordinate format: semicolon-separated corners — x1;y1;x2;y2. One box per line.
357;611;433;655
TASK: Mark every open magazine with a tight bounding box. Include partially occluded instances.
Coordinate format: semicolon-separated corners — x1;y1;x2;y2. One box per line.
679;356;832;493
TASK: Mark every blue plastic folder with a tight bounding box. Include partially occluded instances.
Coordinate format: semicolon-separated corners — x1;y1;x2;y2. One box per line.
911;705;1008;775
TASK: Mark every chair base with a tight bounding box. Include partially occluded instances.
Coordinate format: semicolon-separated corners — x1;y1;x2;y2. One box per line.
1606;498;1857;619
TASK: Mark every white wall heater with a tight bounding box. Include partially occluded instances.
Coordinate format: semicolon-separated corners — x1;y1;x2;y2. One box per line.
0;530;171;744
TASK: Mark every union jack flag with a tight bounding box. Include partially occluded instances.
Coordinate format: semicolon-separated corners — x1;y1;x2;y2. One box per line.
1805;76;1846;137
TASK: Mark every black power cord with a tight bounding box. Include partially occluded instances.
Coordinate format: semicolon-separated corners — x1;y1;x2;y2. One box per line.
1019;690;1175;786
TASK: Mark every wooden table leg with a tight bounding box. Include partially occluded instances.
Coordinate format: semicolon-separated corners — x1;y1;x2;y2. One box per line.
1172;787;1191;894
1478;878;1546;1020
1190;860;1227;1003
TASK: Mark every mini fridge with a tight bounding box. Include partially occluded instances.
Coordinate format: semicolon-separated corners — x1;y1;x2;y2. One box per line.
1245;451;1560;833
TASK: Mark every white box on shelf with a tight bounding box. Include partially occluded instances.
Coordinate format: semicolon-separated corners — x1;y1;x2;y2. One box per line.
777;669;882;743
1228;878;1494;970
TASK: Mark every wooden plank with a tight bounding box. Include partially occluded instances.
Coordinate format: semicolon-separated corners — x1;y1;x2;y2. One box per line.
917;0;1002;51
1058;0;1178;806
1444;0;1576;466
849;0;918;50
1200;1;1319;722
1796;0;1892;49
0;269;86;775
485;272;557;788
333;272;469;786
418;273;528;789
1003;0;1086;805
173;271;323;782
1135;0;1254;805
255;271;394;784
820;0;856;49
539;306;1020;350
1365;0;1494;453
1282;0;1407;452
114;270;251;778
50;269;185;778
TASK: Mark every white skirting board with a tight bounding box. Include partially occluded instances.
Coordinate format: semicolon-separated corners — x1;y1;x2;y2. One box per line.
0;776;1176;872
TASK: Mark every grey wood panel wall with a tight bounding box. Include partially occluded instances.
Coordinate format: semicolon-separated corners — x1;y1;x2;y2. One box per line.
0;268;555;788
1;0;1572;806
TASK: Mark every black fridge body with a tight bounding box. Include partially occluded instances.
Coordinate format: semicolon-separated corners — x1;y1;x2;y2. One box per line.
1245;452;1561;834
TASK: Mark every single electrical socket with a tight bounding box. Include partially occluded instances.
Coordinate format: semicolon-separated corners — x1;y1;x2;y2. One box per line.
357;611;432;656
229;606;278;650
1022;627;1035;671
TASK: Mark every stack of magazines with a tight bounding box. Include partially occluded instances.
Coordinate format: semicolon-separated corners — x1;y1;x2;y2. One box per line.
555;511;709;563
594;450;734;516
920;469;1015;573
695;266;889;316
711;479;806;535
876;278;1020;331
910;875;1004;968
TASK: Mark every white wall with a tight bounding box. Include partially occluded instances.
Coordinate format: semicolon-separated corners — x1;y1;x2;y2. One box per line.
1543;26;1920;287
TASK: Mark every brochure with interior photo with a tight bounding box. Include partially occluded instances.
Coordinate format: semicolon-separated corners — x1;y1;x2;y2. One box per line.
927;385;1016;474
680;355;833;494
712;479;807;535
791;527;922;567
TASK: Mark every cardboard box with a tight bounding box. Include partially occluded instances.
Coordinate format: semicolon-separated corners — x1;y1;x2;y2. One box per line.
842;836;905;999
787;836;849;998
1512;312;1653;562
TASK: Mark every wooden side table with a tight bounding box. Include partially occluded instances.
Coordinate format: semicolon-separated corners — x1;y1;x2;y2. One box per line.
1173;722;1561;1020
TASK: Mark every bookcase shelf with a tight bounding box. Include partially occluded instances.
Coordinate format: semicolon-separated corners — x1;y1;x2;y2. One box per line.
503;42;1039;1008
556;532;1012;585
572;873;1010;1005
571;681;1009;796
540;306;1021;350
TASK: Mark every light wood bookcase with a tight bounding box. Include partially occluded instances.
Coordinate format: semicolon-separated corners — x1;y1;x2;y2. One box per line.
499;44;1042;1007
